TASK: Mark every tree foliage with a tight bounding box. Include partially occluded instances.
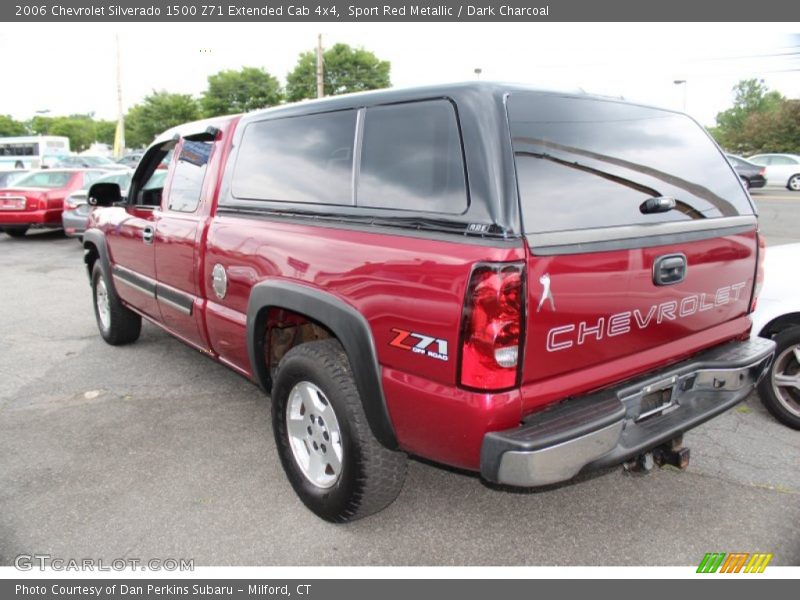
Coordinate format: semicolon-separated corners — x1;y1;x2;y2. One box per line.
202;67;282;117
711;79;789;154
285;43;391;102
0;115;26;137
125;91;201;148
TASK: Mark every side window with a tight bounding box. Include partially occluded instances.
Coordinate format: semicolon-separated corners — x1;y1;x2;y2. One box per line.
168;140;213;212
131;145;175;207
771;156;796;166
232;110;356;205
357;100;467;213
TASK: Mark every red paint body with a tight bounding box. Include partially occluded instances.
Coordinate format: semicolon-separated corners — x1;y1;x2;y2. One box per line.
0;170;94;228
88;115;756;472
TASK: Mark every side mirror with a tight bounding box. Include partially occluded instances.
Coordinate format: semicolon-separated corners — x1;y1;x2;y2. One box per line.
87;182;123;207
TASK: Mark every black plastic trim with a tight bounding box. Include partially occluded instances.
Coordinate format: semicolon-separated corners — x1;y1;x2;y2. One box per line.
246;280;397;449
156;283;194;316
529;223;756;256
112;265;156;297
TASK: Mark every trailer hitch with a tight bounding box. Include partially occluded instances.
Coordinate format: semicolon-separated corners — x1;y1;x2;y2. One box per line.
623;436;690;474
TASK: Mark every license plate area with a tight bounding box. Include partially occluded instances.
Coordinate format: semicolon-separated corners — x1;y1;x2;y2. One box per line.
0;197;25;210
622;375;680;422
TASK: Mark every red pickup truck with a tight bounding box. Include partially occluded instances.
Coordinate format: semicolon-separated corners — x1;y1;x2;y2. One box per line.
83;83;775;522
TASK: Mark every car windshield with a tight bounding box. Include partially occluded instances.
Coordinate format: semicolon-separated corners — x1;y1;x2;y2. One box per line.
11;170;74;188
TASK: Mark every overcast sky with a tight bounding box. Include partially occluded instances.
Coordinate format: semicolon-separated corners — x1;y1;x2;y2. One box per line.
0;23;798;126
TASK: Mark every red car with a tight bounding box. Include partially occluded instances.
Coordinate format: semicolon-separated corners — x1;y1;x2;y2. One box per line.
83;83;774;522
0;169;106;237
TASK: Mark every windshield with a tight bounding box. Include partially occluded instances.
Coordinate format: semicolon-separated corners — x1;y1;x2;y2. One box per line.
11;170;74;189
508;93;753;234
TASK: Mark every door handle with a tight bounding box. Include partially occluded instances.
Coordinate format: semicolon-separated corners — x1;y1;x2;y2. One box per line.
142;225;155;245
653;254;687;286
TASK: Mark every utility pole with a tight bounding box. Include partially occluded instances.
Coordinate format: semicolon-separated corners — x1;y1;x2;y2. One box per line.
316;33;324;99
113;34;125;158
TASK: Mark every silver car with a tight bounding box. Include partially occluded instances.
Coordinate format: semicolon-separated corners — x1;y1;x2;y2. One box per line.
62;169;133;239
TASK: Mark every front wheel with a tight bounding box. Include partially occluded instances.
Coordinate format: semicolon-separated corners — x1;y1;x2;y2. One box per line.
92;263;142;345
787;174;800;192
272;339;407;522
757;327;800;429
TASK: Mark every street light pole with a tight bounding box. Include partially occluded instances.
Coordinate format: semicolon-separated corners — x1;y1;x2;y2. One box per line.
316;34;324;99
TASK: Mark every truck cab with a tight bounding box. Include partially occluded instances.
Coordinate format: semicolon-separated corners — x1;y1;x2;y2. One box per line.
83;83;774;522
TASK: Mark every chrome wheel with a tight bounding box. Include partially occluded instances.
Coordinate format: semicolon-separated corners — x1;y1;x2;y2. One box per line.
771;344;800;418
95;278;111;330
285;381;343;489
788;174;800;192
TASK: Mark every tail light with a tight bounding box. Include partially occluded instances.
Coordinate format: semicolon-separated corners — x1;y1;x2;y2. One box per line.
64;194;83;210
750;232;766;313
459;263;525;390
759;168;766;177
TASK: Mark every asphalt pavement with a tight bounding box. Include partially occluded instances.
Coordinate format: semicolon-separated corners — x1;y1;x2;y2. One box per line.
0;192;798;566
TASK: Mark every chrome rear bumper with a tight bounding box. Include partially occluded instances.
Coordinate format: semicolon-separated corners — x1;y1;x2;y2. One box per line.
480;337;775;487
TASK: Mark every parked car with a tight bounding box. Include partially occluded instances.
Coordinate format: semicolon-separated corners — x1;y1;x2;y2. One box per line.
726;154;766;190
746;153;800;191
116;152;144;168
82;83;774;521
0;169;106;237
751;243;800;429
0;169;30;188
63;168;134;239
53;155;129;171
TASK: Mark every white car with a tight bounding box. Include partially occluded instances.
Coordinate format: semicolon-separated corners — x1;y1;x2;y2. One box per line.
751;242;800;429
747;153;800;191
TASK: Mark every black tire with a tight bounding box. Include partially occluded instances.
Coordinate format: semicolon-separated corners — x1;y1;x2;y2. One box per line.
757;327;800;429
5;227;28;238
786;174;800;192
740;176;750;190
91;262;141;346
272;339;407;522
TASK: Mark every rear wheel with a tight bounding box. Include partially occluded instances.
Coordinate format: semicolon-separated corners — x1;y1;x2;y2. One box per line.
91;263;141;345
740;176;750;190
758;327;800;429
5;227;28;238
787;174;800;192
272;339;407;522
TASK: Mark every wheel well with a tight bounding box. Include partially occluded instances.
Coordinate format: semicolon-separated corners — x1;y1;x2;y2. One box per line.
83;242;99;281
760;312;800;338
260;307;334;390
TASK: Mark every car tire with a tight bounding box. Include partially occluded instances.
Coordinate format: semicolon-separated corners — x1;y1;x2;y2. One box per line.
787;174;800;192
271;338;407;522
758;326;800;430
740;176;750;190
5;227;28;238
91;262;142;346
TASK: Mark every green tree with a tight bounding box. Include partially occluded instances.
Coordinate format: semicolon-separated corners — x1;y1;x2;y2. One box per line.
285;43;390;102
741;99;800;155
202;67;282;117
94;120;117;146
125;91;201;148
48;115;97;152
712;79;784;151
0;115;26;136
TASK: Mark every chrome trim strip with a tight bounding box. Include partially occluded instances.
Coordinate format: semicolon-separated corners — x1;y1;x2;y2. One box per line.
528;215;757;255
112;273;156;299
157;293;192;316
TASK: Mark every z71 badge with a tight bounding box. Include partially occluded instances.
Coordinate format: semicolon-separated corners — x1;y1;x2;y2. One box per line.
390;328;449;361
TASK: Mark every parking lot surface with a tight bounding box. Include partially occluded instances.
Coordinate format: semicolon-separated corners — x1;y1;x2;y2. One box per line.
1;191;798;566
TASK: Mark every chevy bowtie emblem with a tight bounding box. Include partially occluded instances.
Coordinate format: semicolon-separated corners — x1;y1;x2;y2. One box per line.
537;273;556;312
